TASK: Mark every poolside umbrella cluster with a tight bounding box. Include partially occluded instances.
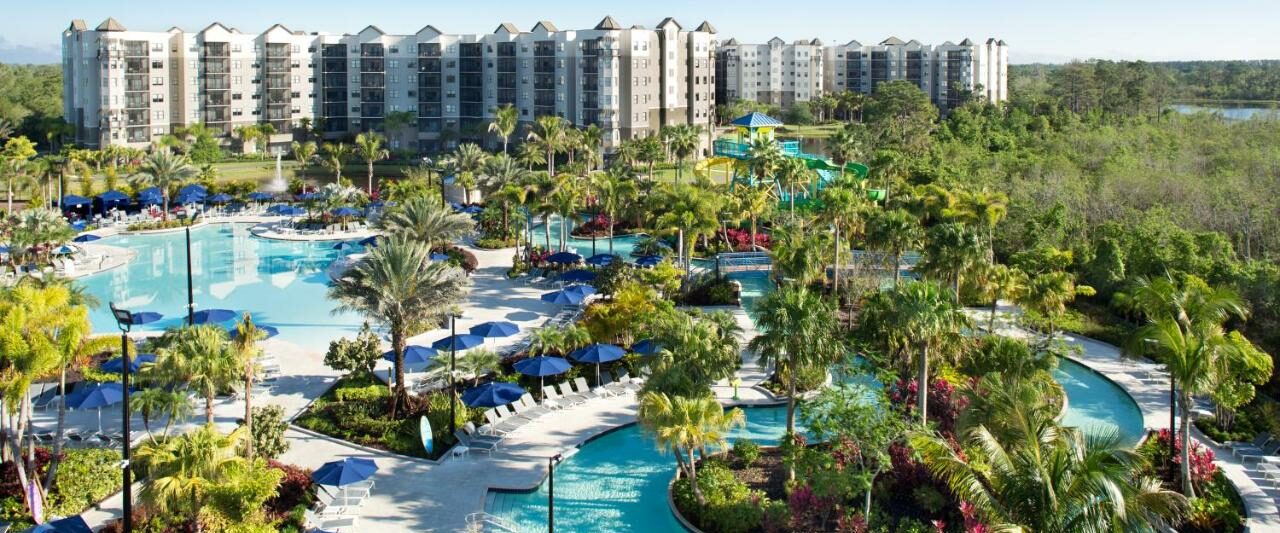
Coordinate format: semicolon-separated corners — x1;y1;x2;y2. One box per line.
570;343;625;385
469;321;519;339
176;184;207;204
635;255;664;268
29;515;93;533
230;324;279;340
432;334;485;352
72;234;101;243
267;205;305;216
207;193;233;204
99;353;156;373
559;269;596;283
462;381;525;408
382;345;438;366
546;251;583;265
191;308;237;325
248;191;275;202
585;254;615;267
631;339;662;356
137;187;163;206
97;190;130;212
541;284;596;306
514;356;572;404
312;457;378;500
69;382;125;433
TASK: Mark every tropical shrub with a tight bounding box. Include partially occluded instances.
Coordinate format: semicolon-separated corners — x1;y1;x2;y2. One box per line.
323;322;382;377
249;405;291;460
672;460;765;533
1139;428;1218;491
1181;471;1245;533
732;438;761;467
45;448;123;517
888;378;968;438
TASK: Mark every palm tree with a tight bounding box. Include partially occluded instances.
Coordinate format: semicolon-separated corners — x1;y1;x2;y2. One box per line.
638;135;665;181
748;285;843;444
488;104;519;154
668;124;702;184
827;124;866;175
329;237;470;414
482;154;528;237
654;185;720;276
769;222;829;286
919;222;984;300
375;196;475;250
977;263;1027;332
230;313;263;460
132;148;197;219
549;176;583;251
911;419;1186;531
953;189;1008;263
135;424;249;525
159;325;238;424
321;142;352;185
774;157;813;216
131;388;192;443
819;177;869;297
579;124;604;173
515;141;545;171
448;143;489;204
593;168;637;255
746;137;783;191
1018;271;1087;343
528;116;568;176
863;280;966;425
865;209;924;287
637;392;745;505
729;183;773;252
291;140;317;171
354;132;390;195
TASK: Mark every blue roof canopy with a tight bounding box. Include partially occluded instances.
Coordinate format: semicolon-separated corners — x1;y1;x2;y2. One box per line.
730;112;784;128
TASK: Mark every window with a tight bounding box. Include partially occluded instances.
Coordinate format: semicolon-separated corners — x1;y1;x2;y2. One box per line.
232;93;243;100
152;93;164;102
232;60;242;69
233;76;243;84
291;45;300;53
151;76;164;85
151;61;163;69
292;75;300;84
389;60;399;68
232;44;242;53
151;42;163;52
153;127;164;135
153;110;165;120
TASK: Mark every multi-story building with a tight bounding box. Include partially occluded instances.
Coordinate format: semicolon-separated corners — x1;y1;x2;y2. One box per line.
715;35;1008;113
62;16;718;153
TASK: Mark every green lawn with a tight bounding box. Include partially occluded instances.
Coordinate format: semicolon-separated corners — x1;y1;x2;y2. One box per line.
775;123;846;139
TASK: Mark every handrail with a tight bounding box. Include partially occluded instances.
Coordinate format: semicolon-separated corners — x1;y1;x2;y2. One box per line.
465;512;524;532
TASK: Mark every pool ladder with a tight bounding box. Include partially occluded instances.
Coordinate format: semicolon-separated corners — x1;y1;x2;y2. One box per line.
464;512;524;533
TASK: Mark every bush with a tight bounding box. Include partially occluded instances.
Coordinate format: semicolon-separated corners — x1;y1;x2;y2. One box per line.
45;448;122;517
732;438;761;467
1182;471;1245;533
672;460;767;533
333;382;391;403
475;237;517;249
249;405;291;460
1138;428;1218;490
126;219;190;232
265;460;313;518
324;322;382;376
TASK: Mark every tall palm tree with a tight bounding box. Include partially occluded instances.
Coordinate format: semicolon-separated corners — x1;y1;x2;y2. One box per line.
488;104;519;154
774;157;813;216
819;177;869;297
135;424;250;525
132;148;197;218
977;263;1027;332
638;135;665;181
131;388;193;443
515;141;545;171
637;392;745;505
578;124;604;173
1018;271;1085;343
919;222;985;300
768;222;829;286
291;140;317;171
746;137;783;192
911;418;1186;531
655;185;720;276
748;285;843;444
668;124;702;184
865;208;924;287
549;176;583;251
826;124;866;176
953;189;1008;263
321;142;352;185
593;168;637;255
230;313;263;460
729;183;773;252
159;325;238;424
329;237;470;414
482;154;528;237
354;132;389;195
862;280;966;424
528;116;568;176
448;142;489;204
374;196;475;250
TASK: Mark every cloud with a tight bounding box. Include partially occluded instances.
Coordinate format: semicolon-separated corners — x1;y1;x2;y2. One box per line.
0;35;60;65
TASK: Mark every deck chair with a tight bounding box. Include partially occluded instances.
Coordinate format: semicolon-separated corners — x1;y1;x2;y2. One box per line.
1226;433;1272;455
463;422;504;446
571;377;605;401
514;394;552;420
541;385;567;409
305;510;358;532
555;382;589;406
454;429;498;455
1232;436;1278;459
1238;441;1280;464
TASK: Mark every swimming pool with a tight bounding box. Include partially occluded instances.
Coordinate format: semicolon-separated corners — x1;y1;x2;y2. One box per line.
1052;357;1146;447
76;223;364;350
529;215;646;260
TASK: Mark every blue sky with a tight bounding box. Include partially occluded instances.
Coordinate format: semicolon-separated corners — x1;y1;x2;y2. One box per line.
4;0;1278;64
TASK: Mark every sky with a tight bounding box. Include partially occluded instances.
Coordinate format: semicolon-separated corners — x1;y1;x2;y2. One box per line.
3;0;1279;64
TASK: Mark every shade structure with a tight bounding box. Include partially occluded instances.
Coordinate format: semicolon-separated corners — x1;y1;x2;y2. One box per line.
461;205;483;215
96;190;128;203
175;191;206;204
137;187;163;205
571;343;625;364
54;245;75;255
382;345;437;365
266;204;290;215
635;255;664;267
564;284;596;297
331;206;361;217
230;324;279;340
428;252;451;261
191;308;237;324
546;251;583;265
248;191;275;201
29;515;93;533
559;269;596;283
540;288;585;306
730;111;784;128
61;195;91;208
631;339;662;356
585;254;615;267
514;356;572;377
69;221;87;231
431;334;485;352
72;234;101;243
99;353;156;373
129;311;163;325
70;382;125;433
462;382;526;408
312;457;378;487
358;235;381;247
469;321;519;339
207;193;233;204
269;206;304;216
179;184;208;197
296;192;321;202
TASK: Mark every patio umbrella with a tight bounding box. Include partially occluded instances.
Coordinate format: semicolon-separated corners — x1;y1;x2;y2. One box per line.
296;192;321;202
461;382;525;408
564;284;596;297
631;339;662;356
176;191;206;205
60;195;91;208
429;252;450;261
585;254;615;267
514;356;572;404
99;353;156;373
230;324;279;340
635;255;664;267
69;382;125;433
540;288;585;306
332;241;356;251
469;321;519;339
129;311;163;325
331;207;361;217
72;234;101;243
546;251;583;265
191;308;237;325
431;334;485;352
207;193;233;204
358;235;381;247
559;269;596;283
29;515;93;533
265;204;290;215
461;205;483;215
179;184;208;197
283;206;306;216
248;192;275;201
382;345;437;365
69;221;87;231
137;187;163;205
97;190;128;203
312;457;378;488
571;343;625;385
55;245;76;255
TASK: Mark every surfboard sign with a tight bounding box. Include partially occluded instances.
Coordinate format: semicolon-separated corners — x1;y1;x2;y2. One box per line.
419;416;434;455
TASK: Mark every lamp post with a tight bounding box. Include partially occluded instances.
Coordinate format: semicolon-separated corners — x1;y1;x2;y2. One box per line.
109;303;134;533
448;311;462;437
548;453;563;533
185;224;195;326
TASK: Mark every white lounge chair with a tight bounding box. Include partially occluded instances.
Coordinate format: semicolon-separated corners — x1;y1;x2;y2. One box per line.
554;383;589;406
305;509;358;532
541;385;567;409
513;394;552;421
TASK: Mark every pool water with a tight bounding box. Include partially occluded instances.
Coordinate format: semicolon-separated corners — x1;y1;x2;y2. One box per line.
1052;357;1146;447
729;270;772;319
77;223;364;350
529;215;645;261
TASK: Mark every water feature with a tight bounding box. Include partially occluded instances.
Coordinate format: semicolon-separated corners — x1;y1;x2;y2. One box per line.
530;215;647;261
267;152;288;192
1168;103;1280;121
76;223;364;350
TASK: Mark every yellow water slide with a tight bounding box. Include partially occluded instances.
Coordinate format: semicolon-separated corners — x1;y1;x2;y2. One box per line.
694;157;740;184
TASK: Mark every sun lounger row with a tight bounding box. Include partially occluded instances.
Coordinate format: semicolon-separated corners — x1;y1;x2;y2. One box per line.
473;373;643;442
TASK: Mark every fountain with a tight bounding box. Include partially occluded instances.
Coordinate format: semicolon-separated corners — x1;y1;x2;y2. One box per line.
267;152;288;192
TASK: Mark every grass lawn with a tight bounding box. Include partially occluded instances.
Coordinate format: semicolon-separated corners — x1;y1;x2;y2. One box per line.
775;123;846;139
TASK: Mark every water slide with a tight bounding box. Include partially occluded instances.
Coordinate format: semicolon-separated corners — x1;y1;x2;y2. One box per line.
693;157;741;183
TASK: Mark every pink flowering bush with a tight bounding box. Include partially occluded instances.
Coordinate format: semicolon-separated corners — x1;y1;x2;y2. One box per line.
889;378;969;438
1140;428;1217;490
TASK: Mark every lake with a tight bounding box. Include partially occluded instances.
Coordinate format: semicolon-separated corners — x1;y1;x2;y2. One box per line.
1168;103;1280;121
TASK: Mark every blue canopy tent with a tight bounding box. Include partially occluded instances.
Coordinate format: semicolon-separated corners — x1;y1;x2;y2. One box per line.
99;353;156;373
461;382;525;408
179;184;208;197
570;343;625;385
190;308;237;325
95;190;130;214
382;345;438;366
514;356;572;404
28;515;93;533
546;251;583;265
137;187;163;204
585;254;616;267
60;194;91;209
559;269;596;283
431;334;485;352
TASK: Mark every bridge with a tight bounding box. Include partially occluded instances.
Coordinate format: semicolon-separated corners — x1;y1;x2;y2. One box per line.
716;250;922;277
716;252;773;273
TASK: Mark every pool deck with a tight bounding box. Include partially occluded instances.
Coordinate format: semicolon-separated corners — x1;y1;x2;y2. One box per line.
980;304;1280;532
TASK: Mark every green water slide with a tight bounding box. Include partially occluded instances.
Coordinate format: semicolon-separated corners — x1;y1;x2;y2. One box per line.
801;157;870;179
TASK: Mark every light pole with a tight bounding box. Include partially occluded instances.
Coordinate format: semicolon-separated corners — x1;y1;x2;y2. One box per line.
109;303;134;533
448;311;462;437
548;453;563;533
185;223;195;326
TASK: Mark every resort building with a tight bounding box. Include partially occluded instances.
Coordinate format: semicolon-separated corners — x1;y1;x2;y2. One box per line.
716;36;1008;113
61;16;718;153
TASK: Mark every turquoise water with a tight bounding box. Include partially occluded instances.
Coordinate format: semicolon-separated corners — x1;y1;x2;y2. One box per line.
729;270;772;319
529;215;645;261
76;223;364;350
1052;357;1146;447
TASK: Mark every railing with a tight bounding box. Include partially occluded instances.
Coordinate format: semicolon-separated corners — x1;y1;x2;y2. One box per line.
717;252;773;272
713;139;800;159
464;512;524;533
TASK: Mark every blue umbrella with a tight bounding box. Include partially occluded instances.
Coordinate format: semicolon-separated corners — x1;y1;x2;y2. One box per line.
29;515;93;533
546;251;583;265
564;284;597;297
585;254;615;267
70;221;87;231
470;321;519;339
514;356;572;403
73;234;101;243
99;353;157;373
130;311;163;325
461;382;525;408
265;204;290;215
54;245;75;255
296;192;321;202
70;382;125;433
137;187;163;205
176;191;206;204
268;205;304;216
559;269;596;283
61;195;91;208
358;235;381;247
191;308;237;324
540;288;585;306
635;255;664;267
331;207;361;217
207;193;233;204
96;190;128;203
571;343;626;385
0;245;9;254
631;339;662;356
431;334;485;352
332;241;356;251
180;184;208;197
230;324;279;340
248;192;275;201
429;252;451;261
382;345;437;365
461;205;483;215
312;457;378;487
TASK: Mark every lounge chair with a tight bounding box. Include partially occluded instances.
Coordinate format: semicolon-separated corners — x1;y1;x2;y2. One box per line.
555;383;589;406
1238;441;1280;465
541;385;567;409
596;371;622;397
1232;435;1277;459
463;422;503;445
490;405;532;434
477;409;508;436
65;431;87;447
454;429;498;455
606;373;639;395
1257;462;1280;489
304;510;358;532
571;377;606;401
1225;433;1271;455
513;394;552;421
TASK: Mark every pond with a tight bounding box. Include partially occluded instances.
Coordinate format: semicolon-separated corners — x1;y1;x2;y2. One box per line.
1168;103;1280;121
